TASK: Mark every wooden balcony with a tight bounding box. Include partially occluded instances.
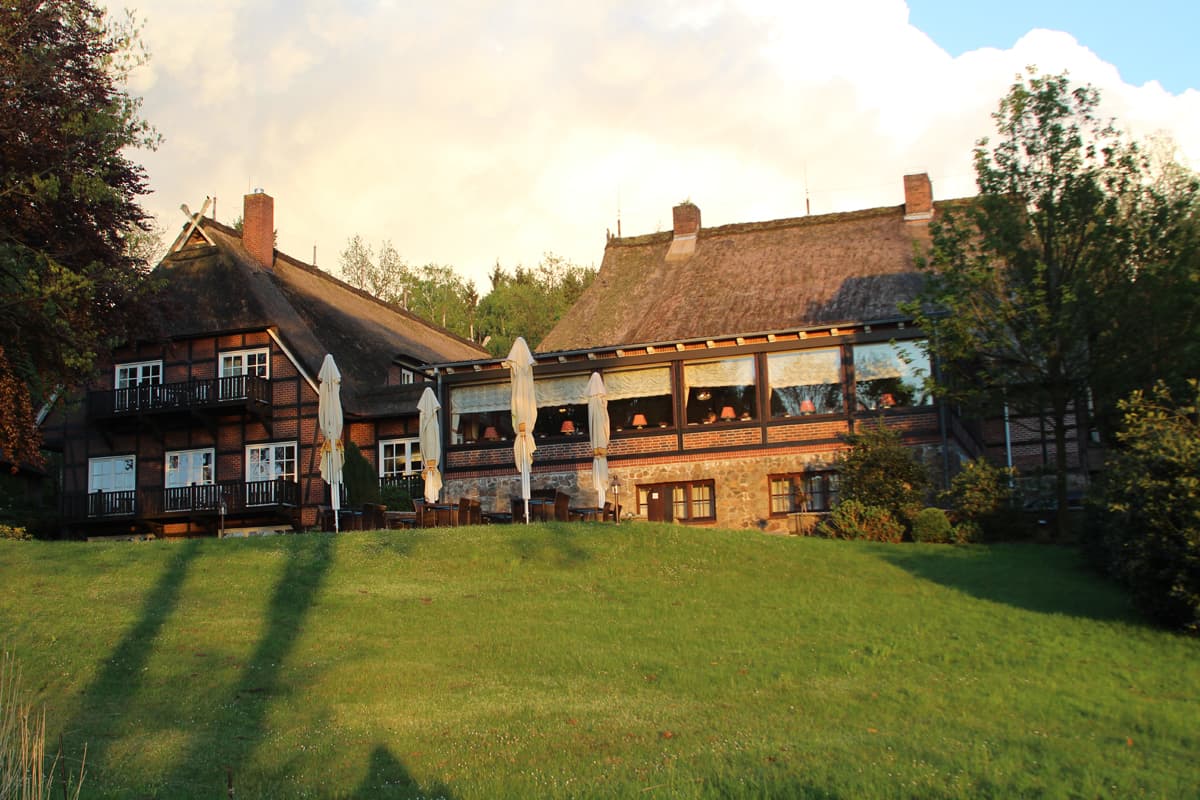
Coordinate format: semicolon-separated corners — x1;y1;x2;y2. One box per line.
62;479;300;524
87;375;271;420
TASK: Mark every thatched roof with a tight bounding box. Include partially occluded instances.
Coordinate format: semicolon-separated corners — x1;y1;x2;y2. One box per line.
539;202;956;352
156;219;487;416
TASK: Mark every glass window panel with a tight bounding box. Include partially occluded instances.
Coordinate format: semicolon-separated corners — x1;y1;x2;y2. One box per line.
88;456;136;492
768;348;844;417
853;341;931;410
684;357;757;424
608;367;674;431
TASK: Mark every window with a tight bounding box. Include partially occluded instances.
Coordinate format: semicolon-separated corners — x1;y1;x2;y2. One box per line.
245;442;297;505
114;360;162;411
684;357;757;424
89;455;136;493
399;368;415;385
379;438;422;478
636;479;716;522
607;366;674;431
165;449;215;511
220;349;270;378
115;360;162;389
450;381;513;443
853;341;931;411
534;374;591;438
768;471;839;516
165;449;215;488
768;347;844;417
88;456;137;516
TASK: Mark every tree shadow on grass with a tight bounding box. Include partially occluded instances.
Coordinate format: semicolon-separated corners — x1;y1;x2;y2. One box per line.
511;523;591;566
62;538;202;774
163;532;336;793
346;744;455;799
875;543;1138;623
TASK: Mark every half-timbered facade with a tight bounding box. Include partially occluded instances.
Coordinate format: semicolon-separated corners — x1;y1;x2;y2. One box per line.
41;192;487;537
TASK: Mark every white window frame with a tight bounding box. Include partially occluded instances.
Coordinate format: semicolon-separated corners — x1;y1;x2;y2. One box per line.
379;437;422;478
245;441;297;506
245;442;297;482
165;448;216;488
88;455;136;494
220;348;270;379
115;360;162;389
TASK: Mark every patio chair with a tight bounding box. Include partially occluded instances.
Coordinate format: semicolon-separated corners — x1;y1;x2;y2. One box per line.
457;497;471;526
602;501;621;522
412;499;437;528
553;491;574;522
361;503;387;530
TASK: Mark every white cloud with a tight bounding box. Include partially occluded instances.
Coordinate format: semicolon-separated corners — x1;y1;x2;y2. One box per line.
101;0;1200;293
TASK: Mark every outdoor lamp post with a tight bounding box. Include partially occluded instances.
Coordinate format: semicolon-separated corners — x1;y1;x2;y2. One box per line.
610;474;621;524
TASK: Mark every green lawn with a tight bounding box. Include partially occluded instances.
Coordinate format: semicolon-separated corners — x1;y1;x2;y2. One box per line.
1;524;1196;798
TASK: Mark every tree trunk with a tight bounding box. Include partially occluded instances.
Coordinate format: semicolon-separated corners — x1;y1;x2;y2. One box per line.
1052;392;1071;541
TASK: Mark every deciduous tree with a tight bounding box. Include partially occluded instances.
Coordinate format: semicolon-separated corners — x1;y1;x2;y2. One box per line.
0;0;160;465
906;69;1148;537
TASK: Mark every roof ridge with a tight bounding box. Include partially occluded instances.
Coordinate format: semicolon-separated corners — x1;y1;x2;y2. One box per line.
603;197;973;249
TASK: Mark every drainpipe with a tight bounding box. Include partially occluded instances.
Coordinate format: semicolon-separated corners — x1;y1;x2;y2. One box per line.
1003;395;1014;480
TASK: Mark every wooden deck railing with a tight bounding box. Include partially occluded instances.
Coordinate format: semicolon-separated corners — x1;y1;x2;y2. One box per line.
62;479;299;521
87;374;271;419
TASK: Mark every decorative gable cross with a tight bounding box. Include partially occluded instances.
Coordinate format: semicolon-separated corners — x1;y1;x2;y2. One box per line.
168;196;216;252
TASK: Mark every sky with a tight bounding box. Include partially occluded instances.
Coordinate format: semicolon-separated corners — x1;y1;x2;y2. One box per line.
109;0;1200;294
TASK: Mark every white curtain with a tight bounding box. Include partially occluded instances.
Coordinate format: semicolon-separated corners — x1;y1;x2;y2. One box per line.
450;382;512;415
854;342;929;381
684;357;755;388
768;349;841;387
605;367;671;400
534;374;591;408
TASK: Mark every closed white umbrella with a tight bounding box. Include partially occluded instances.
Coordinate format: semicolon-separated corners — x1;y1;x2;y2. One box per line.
505;337;537;523
417;386;443;504
317;354;344;532
587;371;609;509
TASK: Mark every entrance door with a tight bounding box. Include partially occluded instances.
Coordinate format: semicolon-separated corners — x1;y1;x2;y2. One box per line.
645;487;673;523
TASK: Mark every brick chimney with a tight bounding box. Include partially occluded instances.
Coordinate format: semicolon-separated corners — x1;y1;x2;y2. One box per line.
243;190;275;268
903;173;933;222
666;201;700;262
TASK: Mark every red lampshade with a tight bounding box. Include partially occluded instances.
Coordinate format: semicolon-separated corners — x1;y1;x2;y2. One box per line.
720;406;736;420
631;413;648;429
482;426;500;440
800;399;816;414
560;420;576;434
879;393;896;408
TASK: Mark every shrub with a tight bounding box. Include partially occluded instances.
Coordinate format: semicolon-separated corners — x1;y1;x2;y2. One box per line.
940;458;1020;540
341;442;380;506
910;507;953;543
836;423;930;528
819;500;904;543
0;524;31;541
1090;381;1200;633
379;483;414;512
952;520;983;545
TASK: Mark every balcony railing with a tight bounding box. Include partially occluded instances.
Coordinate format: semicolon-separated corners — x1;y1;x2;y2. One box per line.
63;479;299;522
87;375;271;419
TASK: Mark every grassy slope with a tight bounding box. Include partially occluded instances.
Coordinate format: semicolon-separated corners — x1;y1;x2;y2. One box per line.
1;524;1197;799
